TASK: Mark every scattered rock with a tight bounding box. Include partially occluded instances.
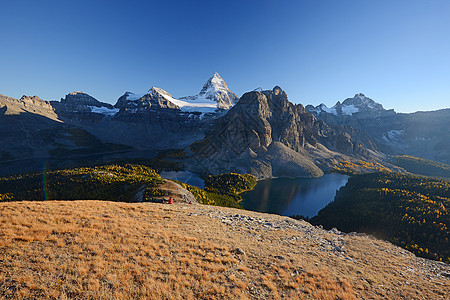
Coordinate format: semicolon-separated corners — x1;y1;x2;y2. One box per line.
231;248;246;256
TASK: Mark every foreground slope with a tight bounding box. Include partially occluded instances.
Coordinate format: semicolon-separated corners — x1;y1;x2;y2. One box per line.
0;201;448;299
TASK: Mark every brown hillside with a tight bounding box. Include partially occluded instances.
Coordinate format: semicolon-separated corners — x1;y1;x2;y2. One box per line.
0;201;448;299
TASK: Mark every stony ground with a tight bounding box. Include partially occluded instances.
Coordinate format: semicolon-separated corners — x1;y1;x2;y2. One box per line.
0;200;449;299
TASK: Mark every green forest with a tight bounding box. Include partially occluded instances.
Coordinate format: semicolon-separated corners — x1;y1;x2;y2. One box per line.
311;171;450;263
174;173;256;208
0;164;164;202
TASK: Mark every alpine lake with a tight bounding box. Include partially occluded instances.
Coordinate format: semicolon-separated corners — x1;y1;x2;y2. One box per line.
161;171;349;218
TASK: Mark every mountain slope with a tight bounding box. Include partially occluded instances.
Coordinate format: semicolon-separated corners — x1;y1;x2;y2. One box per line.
0;200;448;299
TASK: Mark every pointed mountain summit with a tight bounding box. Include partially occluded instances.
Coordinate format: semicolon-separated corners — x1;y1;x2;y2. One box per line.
115;73;238;114
341;93;385;112
180;72;239;109
115;87;180;111
306;93;389;116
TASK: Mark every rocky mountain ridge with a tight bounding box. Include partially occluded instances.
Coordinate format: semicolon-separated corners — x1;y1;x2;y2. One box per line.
305;93;391;117
306;94;450;164
0;74;240;175
0;93;59;120
43;73;237;124
1;76;449;176
185;87;383;179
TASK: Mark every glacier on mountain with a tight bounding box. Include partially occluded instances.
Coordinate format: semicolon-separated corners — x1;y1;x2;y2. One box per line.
120;73;238;114
89;106;120;116
306;93;386;116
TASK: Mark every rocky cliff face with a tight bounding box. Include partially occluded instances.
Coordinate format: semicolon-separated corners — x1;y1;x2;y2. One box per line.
0;94;59;120
51;91;118;122
186;87;380;179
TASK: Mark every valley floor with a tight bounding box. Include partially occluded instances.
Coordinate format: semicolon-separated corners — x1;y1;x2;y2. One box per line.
0;200;449;299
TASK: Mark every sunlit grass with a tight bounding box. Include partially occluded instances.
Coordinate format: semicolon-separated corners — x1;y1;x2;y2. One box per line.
0;200;355;299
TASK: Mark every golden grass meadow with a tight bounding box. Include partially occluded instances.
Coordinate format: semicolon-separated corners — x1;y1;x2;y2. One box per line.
0;200;359;299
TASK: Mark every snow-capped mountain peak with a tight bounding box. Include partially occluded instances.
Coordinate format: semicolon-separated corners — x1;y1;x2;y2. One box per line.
180;72;239;109
306;93;387;116
199;72;228;95
113;73;239;116
342;93;384;111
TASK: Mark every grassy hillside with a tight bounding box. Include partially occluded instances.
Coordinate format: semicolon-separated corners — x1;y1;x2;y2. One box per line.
390;155;450;179
311;171;450;263
2;200;448;299
0;201;358;299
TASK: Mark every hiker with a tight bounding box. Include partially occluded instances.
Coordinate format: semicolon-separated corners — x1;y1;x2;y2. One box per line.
168;197;174;204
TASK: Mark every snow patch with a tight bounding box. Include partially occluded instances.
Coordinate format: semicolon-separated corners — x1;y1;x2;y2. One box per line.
210;74;225;88
89;106;120;116
341;105;359;115
126;93;145;101
156;89;218;113
320;104;337;115
388;130;404;139
383;130;405;142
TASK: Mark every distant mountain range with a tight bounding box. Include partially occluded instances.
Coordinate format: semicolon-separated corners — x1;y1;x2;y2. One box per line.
0;73;448;177
306;93;450;164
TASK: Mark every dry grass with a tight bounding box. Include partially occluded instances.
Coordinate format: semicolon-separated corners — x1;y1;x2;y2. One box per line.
0;201;355;299
0;200;448;299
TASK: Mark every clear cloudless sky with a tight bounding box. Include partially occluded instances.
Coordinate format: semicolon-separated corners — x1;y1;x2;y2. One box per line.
1;0;449;113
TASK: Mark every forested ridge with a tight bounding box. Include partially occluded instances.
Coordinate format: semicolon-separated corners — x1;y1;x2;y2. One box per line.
0;164;164;202
311;172;450;263
174;173;256;208
389;155;450;179
0;165;256;209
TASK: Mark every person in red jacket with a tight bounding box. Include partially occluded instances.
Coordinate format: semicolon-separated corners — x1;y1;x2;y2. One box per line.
168;197;174;204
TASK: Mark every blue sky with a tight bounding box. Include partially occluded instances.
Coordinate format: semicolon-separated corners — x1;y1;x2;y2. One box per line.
1;0;449;113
